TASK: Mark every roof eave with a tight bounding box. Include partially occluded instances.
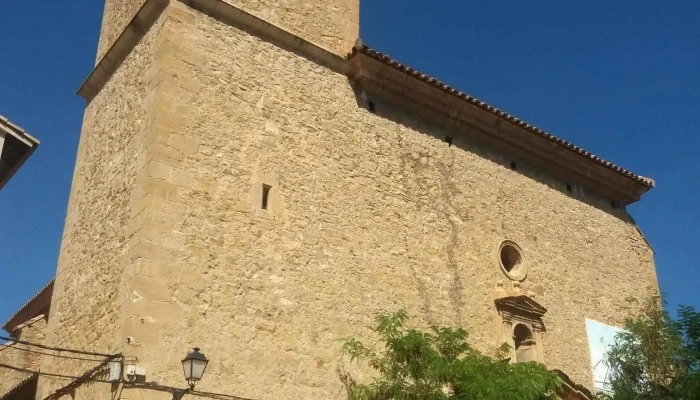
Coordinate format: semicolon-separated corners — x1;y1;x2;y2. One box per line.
553;369;595;400
2;279;54;335
0;116;40;190
347;44;654;205
0;373;39;400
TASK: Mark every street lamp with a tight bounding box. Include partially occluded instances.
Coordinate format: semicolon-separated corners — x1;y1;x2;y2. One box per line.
173;347;209;400
182;347;209;389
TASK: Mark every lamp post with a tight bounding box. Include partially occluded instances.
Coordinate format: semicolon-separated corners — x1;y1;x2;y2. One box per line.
173;347;209;400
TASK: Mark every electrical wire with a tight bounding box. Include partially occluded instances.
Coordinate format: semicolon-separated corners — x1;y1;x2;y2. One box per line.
44;355;121;400
126;382;257;400
0;362;257;400
0;362;111;382
0;335;117;358
189;389;258;400
0;343;106;362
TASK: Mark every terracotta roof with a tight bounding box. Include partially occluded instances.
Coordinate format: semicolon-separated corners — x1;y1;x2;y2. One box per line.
0;116;38;145
2;279;54;334
0;373;38;400
0;115;40;190
553;369;594;400
349;40;654;189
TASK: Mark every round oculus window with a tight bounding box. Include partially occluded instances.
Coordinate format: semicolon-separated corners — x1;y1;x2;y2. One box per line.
499;241;527;281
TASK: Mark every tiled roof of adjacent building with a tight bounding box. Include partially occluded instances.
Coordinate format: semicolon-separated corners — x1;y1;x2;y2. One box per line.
0;115;40;190
553;369;594;400
0;373;38;400
2;279;54;334
349;41;655;189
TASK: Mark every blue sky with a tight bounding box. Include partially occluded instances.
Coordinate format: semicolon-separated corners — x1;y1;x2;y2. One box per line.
0;0;698;327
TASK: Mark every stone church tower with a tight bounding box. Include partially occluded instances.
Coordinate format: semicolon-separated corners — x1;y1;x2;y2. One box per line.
33;0;656;398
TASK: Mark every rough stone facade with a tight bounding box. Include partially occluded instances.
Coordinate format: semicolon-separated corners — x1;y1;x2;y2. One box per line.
0;318;46;396
37;1;657;399
96;0;359;60
36;13;168;399
0;280;52;399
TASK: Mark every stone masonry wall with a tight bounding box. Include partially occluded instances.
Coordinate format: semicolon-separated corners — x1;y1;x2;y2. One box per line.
0;343;25;396
36;13;168;400
96;0;359;61
106;2;657;399
225;0;360;55
0;319;46;396
96;0;145;62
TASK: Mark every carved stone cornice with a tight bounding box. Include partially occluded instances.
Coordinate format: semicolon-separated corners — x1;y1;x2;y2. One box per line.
496;295;547;332
348;46;654;205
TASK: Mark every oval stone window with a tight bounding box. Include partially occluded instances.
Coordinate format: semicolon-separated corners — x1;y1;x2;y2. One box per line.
499;241;527;281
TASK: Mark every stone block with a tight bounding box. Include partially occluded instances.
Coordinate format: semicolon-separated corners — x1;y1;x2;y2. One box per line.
129;275;172;303
173;286;197;304
171;168;194;188
122;316;160;345
178;77;203;93
135;195;187;218
142;176;179;201
123;292;151;316
150;301;183;322
147;160;173;180
135;258;180;282
150;99;191;131
132;227;188;252
141;125;171;152
169;134;199;154
130;194;158;218
145;142;184;168
127;241;181;265
166;2;197;25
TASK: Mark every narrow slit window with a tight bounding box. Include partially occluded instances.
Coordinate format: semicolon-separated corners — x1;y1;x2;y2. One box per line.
368;101;376;113
510;161;517;170
261;184;272;210
566;183;572;192
445;136;453;147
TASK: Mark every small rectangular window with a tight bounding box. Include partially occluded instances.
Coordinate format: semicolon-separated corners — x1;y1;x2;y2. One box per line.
566;183;572;192
368;101;376;113
261;184;272;210
510;161;517;170
445;136;453;147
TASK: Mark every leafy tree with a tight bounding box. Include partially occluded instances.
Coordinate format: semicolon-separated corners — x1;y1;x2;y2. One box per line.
598;296;700;400
340;310;562;400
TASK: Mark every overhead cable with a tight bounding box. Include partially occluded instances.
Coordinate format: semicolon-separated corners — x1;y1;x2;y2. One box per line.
0;335;117;358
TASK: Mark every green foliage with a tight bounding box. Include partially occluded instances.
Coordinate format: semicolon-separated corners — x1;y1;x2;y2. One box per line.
599;296;700;400
340;310;562;400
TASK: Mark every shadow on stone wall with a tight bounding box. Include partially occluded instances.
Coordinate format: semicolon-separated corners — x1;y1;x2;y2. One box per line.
348;82;636;225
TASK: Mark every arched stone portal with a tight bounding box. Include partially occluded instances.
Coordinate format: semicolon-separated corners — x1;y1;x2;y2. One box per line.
514;323;537;363
495;295;547;364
